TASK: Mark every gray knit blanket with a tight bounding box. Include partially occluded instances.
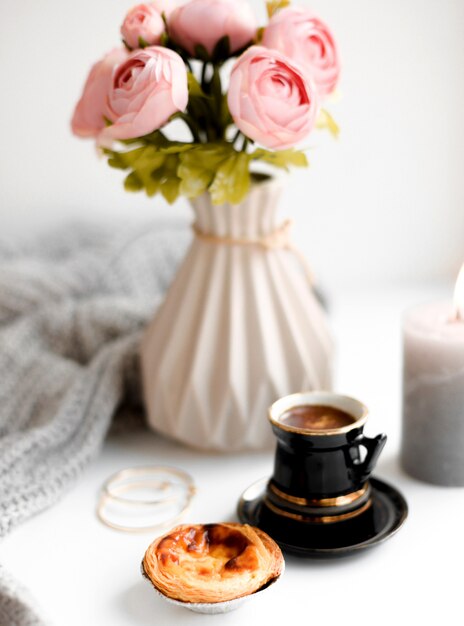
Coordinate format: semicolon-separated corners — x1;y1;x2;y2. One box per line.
0;220;187;625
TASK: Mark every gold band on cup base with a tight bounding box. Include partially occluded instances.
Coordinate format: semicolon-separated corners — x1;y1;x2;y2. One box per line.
268;482;369;508
264;497;373;524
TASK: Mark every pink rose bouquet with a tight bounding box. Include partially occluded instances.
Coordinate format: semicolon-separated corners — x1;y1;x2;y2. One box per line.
71;0;340;205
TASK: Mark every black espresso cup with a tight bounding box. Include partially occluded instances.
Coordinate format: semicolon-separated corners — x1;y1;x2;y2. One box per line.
266;391;387;523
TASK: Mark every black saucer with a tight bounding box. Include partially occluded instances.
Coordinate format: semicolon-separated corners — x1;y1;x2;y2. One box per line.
238;476;408;558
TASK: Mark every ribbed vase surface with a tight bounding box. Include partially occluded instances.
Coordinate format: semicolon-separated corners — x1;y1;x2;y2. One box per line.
141;178;333;450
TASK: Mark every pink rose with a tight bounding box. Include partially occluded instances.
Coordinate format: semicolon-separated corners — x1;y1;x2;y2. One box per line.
148;0;176;15
99;46;188;143
168;0;256;56
262;7;340;97
71;48;128;138
121;2;175;49
227;46;319;150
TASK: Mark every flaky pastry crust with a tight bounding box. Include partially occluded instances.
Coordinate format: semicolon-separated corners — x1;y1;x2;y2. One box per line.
142;523;284;604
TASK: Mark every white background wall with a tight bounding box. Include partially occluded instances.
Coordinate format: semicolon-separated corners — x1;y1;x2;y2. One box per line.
0;0;463;288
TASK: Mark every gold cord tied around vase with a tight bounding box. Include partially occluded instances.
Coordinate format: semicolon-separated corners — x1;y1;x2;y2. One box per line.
192;219;314;286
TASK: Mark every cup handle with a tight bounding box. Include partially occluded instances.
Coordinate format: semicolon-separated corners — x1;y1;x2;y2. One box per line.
350;433;387;483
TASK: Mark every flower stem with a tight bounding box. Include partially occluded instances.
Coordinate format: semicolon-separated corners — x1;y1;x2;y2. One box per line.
231;129;241;146
201;62;209;91
176;112;201;143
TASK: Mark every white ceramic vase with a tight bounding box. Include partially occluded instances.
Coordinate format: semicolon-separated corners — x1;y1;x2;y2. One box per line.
140;177;333;451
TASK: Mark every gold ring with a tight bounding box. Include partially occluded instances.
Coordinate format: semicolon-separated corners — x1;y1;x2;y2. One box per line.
102;466;195;506
96;466;196;533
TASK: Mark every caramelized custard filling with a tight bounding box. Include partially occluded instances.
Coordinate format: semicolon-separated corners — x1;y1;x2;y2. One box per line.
157;524;258;577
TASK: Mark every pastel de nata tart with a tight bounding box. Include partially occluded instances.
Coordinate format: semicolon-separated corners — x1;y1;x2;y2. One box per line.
142;523;284;610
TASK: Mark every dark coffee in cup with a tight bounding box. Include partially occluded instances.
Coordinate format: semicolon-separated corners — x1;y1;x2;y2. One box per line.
266;392;387;525
279;405;356;431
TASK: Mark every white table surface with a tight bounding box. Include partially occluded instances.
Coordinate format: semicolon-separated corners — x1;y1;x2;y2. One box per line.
2;283;462;626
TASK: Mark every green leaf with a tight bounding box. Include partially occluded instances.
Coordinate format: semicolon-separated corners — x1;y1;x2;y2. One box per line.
210;66;222;109
219;95;232;128
316;109;340;138
209;152;251;205
157;154;181;204
178;163;213;198
187;72;206;98
251;148;308;170
105;147;145;170
160;143;194;154
160;177;180;203
266;0;290;18
132;165;162;196
136;146;166;170
124;172;143;192
212;35;230;63
194;43;210;62
255;27;265;44
179;143;232;170
141;130;169;147
118;136;144;145
145;172;161;197
110;145;166;171
187;97;214;139
178;143;234;198
106;152;128;170
107;142;174;198
138;36;149;48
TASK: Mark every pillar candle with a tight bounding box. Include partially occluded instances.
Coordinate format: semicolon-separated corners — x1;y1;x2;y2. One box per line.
401;265;464;486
